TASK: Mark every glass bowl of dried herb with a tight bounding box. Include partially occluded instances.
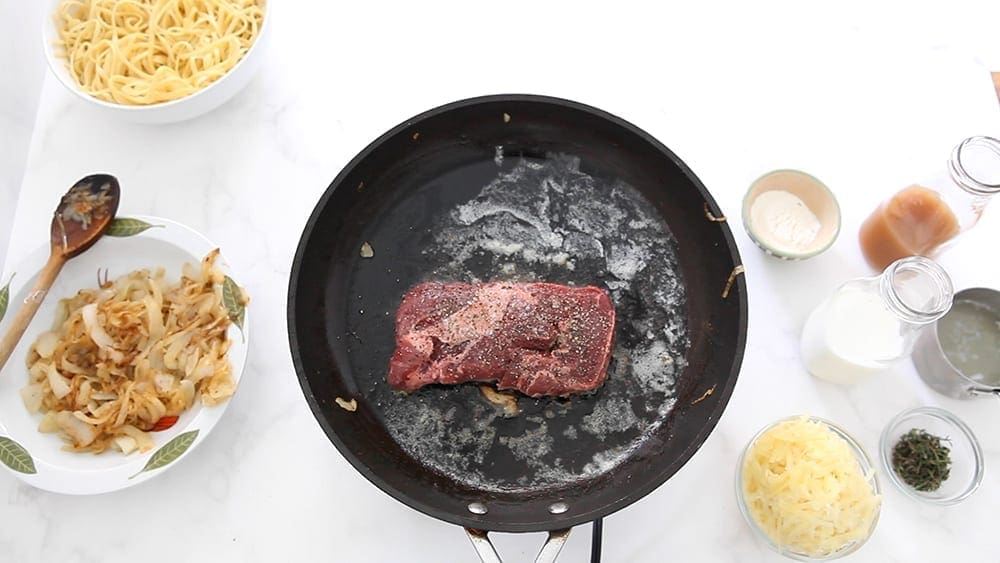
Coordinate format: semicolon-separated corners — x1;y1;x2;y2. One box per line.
879;406;984;505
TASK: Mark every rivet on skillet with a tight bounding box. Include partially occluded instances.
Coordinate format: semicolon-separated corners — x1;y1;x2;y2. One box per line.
467;502;488;515
548;502;568;514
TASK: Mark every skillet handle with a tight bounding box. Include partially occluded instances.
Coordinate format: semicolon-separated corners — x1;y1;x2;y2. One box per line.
465;528;571;563
969;387;1000;399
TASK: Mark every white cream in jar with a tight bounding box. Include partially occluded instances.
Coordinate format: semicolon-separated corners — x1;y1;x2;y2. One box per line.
801;287;905;384
800;256;953;385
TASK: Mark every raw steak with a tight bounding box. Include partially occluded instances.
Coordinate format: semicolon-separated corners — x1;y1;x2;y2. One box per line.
388;282;616;397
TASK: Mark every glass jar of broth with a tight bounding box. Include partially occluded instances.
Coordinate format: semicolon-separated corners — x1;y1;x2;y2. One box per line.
859;136;1000;270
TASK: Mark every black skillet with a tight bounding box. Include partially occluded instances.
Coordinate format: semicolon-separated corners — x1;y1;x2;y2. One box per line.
288;95;748;561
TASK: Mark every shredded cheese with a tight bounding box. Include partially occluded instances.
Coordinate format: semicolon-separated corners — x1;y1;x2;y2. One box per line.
741;417;880;558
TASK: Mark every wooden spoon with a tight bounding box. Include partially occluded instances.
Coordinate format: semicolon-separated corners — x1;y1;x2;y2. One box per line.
0;174;120;370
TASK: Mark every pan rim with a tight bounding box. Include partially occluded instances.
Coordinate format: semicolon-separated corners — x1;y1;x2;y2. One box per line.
287;93;749;533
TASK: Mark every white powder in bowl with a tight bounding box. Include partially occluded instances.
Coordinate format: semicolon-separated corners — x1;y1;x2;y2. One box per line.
749;190;821;254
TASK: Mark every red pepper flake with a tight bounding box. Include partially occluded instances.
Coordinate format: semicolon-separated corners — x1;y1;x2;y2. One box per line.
151;415;179;432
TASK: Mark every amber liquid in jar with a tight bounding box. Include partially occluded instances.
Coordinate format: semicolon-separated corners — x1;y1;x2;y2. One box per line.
858;185;960;270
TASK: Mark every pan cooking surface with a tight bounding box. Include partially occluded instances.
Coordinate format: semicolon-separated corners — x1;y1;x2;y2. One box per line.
349;153;688;491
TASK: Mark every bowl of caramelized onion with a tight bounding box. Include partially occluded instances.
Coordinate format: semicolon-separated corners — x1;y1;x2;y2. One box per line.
0;215;250;494
43;0;270;123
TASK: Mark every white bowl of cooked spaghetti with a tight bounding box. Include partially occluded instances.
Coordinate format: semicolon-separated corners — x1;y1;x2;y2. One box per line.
43;0;269;124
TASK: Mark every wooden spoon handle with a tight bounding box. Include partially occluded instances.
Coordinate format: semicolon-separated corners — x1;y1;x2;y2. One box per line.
0;253;67;371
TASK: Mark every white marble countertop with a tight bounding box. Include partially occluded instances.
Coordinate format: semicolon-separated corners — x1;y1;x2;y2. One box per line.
3;2;1000;562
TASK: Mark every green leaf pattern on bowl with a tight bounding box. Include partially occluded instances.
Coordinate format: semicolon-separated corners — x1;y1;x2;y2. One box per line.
105;217;163;237
222;275;246;337
130;430;199;479
0;273;12;323
0;436;37;474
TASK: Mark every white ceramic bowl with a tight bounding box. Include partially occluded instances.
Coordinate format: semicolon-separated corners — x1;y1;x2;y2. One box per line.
0;216;250;494
42;0;270;124
742;169;841;260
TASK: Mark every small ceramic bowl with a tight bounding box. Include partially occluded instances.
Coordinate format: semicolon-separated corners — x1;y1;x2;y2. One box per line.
42;0;270;124
742;169;841;260
736;416;880;561
880;406;984;505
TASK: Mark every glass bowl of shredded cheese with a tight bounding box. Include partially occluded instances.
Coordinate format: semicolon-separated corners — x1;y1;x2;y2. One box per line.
736;416;882;560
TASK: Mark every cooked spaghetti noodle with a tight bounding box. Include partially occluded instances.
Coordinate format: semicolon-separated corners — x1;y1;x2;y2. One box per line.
54;0;264;105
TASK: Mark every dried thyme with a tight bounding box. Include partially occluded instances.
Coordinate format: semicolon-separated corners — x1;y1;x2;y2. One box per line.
891;428;952;492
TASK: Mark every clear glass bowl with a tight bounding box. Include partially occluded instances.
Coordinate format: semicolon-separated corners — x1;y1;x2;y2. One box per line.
880;406;984;505
735;416;881;561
